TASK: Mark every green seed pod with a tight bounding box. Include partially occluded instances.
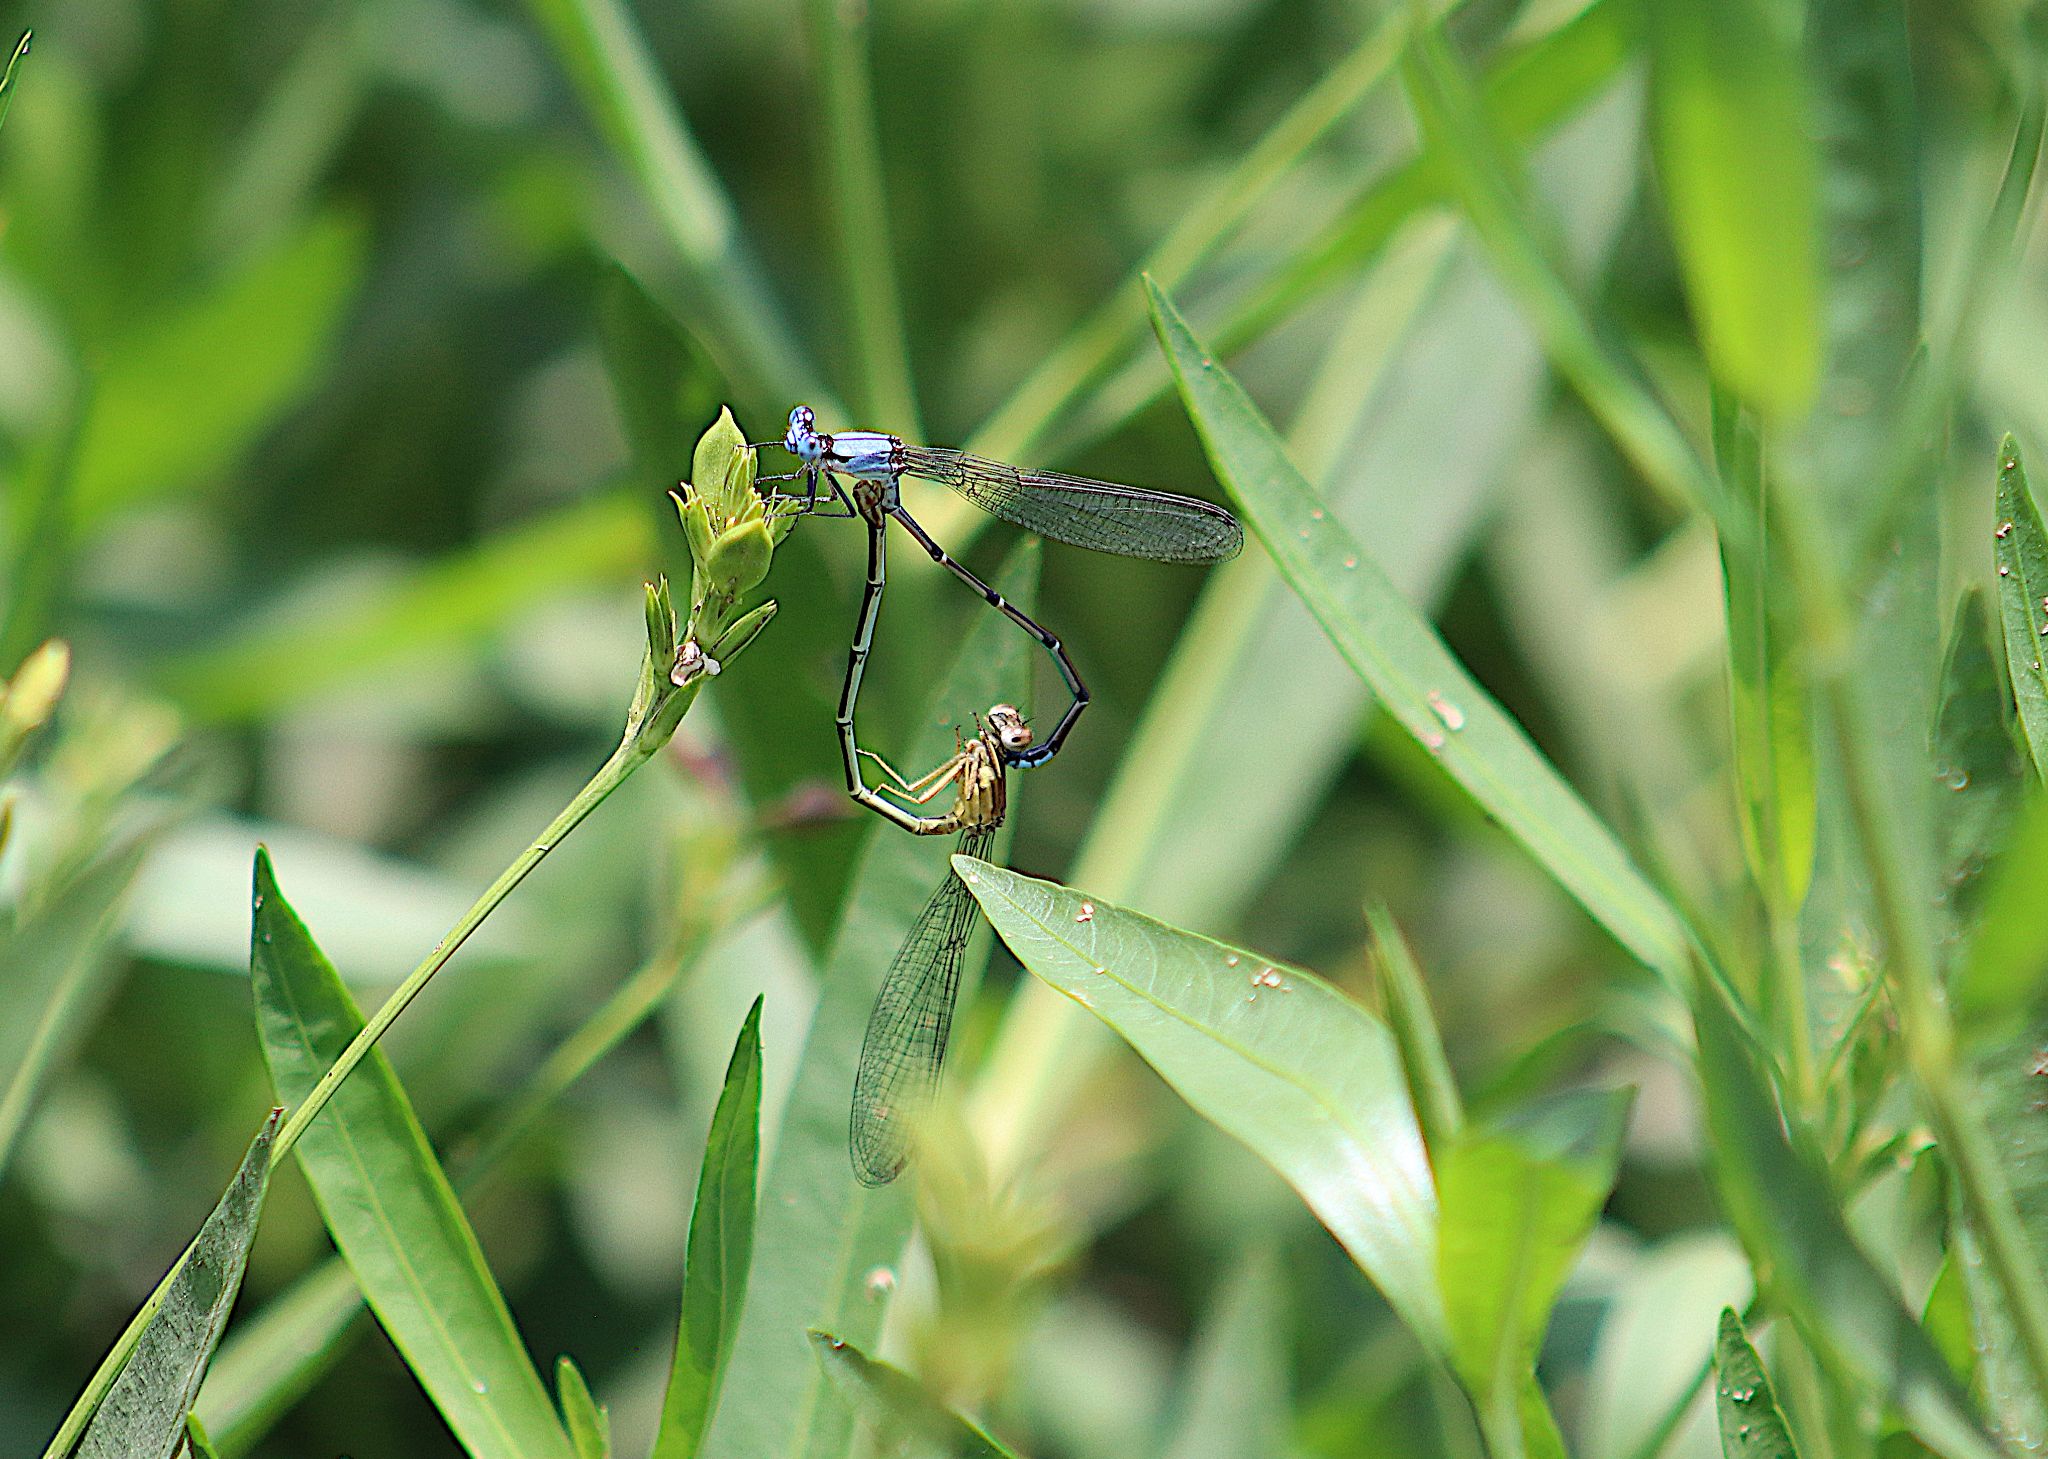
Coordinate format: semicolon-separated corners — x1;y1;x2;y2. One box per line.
708;599;778;665
672;489;716;566
706;518;774;594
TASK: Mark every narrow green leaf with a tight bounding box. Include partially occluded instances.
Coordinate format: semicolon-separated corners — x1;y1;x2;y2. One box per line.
1146;278;1691;986
652;998;763;1459
1932;587;2024;935
0;837;152;1181
70;211;364;523
1156;1248;1291;1459
957;858;1444;1346
68;1111;278;1459
0;31;26;135
1648;0;1821;415
1367;905;1464;1155
1993;436;2048;779
249;850;577;1459
695;547;1036;1459
809;1332;1021;1459
159;493;651;722
519;0;823;411
1438;1090;1631;1457
1689;974;1997;1459
1715;395;1816;916
558;1357;610;1459
1713;1309;1799;1459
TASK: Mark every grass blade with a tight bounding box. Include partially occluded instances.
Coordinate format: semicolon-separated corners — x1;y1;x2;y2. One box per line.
0;31;26;135
957;858;1445;1347
1712;1309;1799;1459
1156;1248;1291;1459
1368;905;1464;1156
1954;795;2048;1028
1647;0;1821;416
1932;587;2025;937
652;999;763;1459
519;0;824;411
802;0;917;434
66;1111;278;1459
249;849;577;1459
1146;277;1691;985
809;1332;1021;1458
1437;1091;1630;1458
557;1357;610;1459
1994;435;2048;778
693;546;1036;1459
1689;973;1997;1459
159;492;650;722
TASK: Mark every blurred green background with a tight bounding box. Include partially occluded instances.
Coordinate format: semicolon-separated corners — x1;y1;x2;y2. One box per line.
1;0;2043;1454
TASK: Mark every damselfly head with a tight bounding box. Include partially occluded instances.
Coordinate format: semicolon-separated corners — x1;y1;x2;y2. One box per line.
785;404;822;461
986;703;1032;755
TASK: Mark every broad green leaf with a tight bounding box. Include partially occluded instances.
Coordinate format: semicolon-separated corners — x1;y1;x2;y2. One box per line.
652;998;763;1459
519;0;822;412
1146;278;1691;986
1438;1090;1631;1458
957;858;1444;1346
1367;905;1464;1155
1713;1309;1800;1459
160;492;651;722
0;838;150;1179
1994;436;2048;779
695;547;1036;1459
1932;587;2024;936
69;1111;278;1459
558;1358;610;1459
809;1332;1021;1459
1648;0;1821;415
1689;974;1996;1459
70;211;364;523
1954;794;2048;1026
0;32;24;135
1715;395;1816;916
1156;1248;1290;1459
249;850;577;1459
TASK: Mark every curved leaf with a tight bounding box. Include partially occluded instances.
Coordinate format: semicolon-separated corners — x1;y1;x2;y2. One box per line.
1713;1309;1800;1459
1994;436;2048;779
957;857;1444;1346
809;1332;1021;1459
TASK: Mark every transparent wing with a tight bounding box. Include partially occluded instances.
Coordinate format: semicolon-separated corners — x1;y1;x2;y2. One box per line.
848;826;996;1186
898;445;1244;564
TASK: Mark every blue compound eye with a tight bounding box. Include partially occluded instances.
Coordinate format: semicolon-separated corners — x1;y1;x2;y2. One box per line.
785;405;818;457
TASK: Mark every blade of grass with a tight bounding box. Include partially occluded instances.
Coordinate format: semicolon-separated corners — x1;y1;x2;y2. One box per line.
693;547;1036;1459
1646;0;1821;417
1931;586;2024;939
1994;436;2048;778
64;1113;279;1459
1953;795;2048;1031
1147;277;1692;985
1713;1309;1801;1459
802;0;917;435
1400;14;1722;528
1368;905;1464;1156
157;491;652;722
249;850;578;1459
520;0;827;412
1155;1248;1291;1459
809;1333;1021;1459
558;1359;610;1459
959;858;1445;1347
651;998;763;1459
0;31;26;134
1059;0;1639;458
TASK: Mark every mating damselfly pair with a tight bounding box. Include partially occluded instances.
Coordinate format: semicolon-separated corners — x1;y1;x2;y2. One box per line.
755;407;1243;1185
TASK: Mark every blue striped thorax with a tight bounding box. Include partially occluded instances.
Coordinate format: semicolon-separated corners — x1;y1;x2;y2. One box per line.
784;405;902;482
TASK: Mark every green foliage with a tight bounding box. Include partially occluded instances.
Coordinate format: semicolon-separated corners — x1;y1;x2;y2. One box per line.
14;4;2048;1458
